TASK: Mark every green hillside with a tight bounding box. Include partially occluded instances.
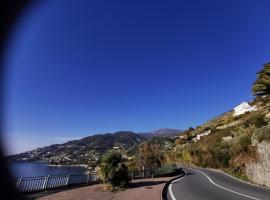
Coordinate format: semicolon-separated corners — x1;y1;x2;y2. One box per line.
130;63;270;183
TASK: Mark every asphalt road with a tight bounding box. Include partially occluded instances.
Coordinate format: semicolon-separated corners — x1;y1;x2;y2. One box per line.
167;168;270;200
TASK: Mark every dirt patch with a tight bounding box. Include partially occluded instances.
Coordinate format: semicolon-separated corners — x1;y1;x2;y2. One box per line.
145;186;153;189
37;177;175;200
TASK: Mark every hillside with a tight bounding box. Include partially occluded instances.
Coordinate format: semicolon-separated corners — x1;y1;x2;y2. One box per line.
8;128;183;171
9;131;146;170
168;96;270;186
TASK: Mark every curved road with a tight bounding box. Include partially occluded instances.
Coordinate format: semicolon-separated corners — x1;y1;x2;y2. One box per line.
167;168;270;200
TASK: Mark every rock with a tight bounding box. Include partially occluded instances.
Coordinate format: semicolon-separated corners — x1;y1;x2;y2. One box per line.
222;136;233;143
246;141;270;187
265;112;270;119
216;120;241;129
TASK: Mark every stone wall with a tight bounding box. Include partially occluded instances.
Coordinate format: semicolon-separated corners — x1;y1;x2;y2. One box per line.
246;141;270;187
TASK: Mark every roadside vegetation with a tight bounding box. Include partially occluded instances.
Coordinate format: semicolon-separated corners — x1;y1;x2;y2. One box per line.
130;63;270;180
98;63;270;187
98;151;130;190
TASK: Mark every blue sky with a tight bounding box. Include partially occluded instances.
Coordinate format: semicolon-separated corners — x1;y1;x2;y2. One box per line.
3;0;270;154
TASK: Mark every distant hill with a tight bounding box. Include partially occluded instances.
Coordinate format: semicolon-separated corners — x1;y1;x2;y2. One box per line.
139;128;182;138
9;131;146;170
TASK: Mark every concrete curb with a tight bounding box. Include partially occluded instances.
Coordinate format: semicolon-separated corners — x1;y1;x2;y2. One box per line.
161;169;185;200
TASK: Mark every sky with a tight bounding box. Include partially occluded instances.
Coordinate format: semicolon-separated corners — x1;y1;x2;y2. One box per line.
3;0;270;154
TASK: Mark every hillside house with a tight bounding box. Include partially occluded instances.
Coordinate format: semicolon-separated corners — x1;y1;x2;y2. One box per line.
192;130;211;142
196;130;211;140
233;102;257;116
179;135;188;140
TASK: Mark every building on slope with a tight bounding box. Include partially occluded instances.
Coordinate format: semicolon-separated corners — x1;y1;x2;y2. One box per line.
233;102;257;116
192;130;211;142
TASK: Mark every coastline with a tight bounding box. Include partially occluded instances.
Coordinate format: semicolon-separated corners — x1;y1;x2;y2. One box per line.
47;164;88;168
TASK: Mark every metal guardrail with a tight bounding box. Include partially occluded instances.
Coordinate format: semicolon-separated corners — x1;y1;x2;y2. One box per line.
16;164;180;193
15;173;98;193
129;164;180;179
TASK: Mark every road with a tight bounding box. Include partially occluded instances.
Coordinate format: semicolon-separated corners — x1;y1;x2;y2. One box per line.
167;168;270;200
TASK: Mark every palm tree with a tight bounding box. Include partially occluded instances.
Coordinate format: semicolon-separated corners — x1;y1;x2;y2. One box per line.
252;63;270;96
98;150;130;187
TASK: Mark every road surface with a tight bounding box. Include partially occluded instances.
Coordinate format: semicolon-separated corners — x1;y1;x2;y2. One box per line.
167;168;270;200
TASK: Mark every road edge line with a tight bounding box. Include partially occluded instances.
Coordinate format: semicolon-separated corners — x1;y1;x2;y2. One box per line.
168;173;186;200
161;169;185;200
196;169;261;200
210;168;270;190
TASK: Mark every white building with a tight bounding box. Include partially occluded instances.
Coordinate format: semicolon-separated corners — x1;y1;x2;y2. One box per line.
179;135;188;140
192;130;211;142
196;130;211;140
233;102;257;116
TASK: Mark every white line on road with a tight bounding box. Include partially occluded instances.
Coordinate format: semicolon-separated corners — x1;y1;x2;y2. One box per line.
211;169;270;190
196;169;261;200
168;173;186;200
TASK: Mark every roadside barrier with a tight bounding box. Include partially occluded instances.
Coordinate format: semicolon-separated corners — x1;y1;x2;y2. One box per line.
15;173;98;193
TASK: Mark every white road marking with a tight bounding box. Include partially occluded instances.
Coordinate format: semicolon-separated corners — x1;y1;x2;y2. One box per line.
169;174;186;200
210;169;270;190
196;169;261;200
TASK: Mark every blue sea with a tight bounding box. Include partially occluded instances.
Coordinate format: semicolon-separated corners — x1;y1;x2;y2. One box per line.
9;162;88;178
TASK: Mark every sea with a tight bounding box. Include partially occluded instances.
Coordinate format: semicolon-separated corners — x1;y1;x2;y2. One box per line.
8;162;88;178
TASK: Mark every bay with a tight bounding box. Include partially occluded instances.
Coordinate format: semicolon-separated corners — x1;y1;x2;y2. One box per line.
9;162;88;178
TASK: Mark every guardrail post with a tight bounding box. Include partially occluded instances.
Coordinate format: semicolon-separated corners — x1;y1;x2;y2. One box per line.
65;174;70;186
17;178;22;190
87;173;92;184
43;175;50;190
93;174;95;182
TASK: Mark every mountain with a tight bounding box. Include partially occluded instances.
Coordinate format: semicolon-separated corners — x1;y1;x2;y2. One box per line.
9;131;146;170
139;128;182;138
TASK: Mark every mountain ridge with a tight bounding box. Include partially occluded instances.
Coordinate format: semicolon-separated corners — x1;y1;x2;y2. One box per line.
8;128;182;170
138;128;182;138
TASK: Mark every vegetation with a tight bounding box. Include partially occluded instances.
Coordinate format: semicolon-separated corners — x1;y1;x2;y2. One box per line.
98;151;130;188
9;131;146;170
243;113;267;128
253;125;270;142
12;63;270;186
253;63;270;96
135;141;165;173
129;100;269;180
101;63;270;183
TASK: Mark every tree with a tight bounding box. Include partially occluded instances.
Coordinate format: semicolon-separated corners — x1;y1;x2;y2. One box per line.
136;142;164;172
98;151;130;187
252;63;270;96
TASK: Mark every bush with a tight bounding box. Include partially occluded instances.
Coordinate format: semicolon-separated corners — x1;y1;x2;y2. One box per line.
180;146;192;165
211;143;231;168
243;113;267;128
136;142;164;172
98;151;130;187
230;134;251;155
253;125;270;142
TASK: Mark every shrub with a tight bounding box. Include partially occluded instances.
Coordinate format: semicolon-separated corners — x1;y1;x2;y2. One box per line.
243;113;267;128
182;148;192;163
136;142;164;172
98;151;130;187
253;125;270;142
230;133;251;155
211;143;231;168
